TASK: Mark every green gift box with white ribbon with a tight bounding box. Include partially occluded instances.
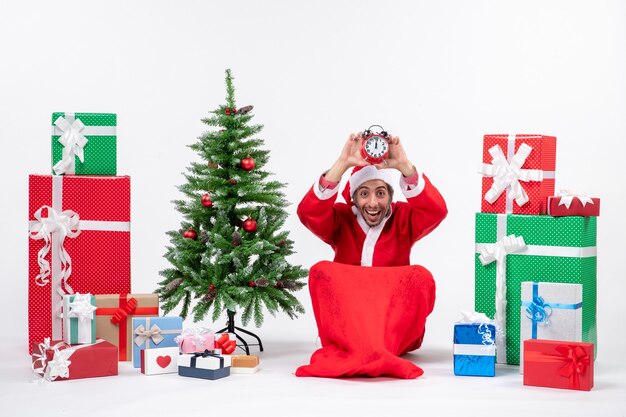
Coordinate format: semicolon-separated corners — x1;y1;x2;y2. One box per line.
474;212;597;365
51;112;117;175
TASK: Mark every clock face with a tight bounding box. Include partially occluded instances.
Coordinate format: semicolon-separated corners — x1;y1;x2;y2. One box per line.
364;135;389;158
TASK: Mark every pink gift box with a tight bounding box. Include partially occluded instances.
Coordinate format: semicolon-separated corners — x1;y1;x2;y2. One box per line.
176;328;215;353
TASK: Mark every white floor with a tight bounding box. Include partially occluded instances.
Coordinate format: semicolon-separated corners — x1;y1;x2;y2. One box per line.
2;334;624;417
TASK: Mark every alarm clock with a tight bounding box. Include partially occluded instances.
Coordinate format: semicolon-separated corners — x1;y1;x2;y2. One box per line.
360;125;390;164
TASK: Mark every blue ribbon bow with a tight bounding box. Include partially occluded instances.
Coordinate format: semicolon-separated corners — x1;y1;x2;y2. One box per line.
521;282;582;339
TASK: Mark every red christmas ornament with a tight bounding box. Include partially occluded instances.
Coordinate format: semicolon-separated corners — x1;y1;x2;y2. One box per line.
240;156;255;171
275;281;283;288
183;228;197;240
201;193;213;207
242;217;257;232
225;107;237;116
248;281;256;287
209;284;214;290
228;178;237;185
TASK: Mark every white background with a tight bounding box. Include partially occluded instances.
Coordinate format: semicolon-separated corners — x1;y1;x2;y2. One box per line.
1;0;625;416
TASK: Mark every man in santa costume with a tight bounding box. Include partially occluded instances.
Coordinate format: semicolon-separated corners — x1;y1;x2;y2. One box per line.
297;132;447;266
295;132;448;379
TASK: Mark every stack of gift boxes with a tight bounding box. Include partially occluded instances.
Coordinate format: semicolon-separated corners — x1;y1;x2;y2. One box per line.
454;134;598;392
28;112;259;382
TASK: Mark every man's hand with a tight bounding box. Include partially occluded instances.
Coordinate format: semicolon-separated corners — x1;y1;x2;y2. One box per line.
374;135;416;177
324;133;370;182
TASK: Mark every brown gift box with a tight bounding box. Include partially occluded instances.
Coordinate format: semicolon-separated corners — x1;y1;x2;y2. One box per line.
95;294;159;361
230;354;260;368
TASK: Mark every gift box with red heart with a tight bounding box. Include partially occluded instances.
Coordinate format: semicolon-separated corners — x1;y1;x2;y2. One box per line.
132;316;183;368
140;346;179;375
523;339;594;391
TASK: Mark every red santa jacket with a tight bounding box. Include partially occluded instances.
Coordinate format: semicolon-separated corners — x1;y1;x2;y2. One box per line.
297;171;447;266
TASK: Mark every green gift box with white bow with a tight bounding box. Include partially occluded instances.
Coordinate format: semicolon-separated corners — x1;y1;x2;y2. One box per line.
51;112;117;175
474;212;597;365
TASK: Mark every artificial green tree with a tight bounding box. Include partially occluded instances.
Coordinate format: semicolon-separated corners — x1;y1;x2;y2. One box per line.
157;69;307;340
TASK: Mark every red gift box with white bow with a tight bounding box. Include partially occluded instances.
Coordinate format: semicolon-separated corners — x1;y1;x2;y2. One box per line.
214;333;237;354
479;134;556;215
546;192;600;217
523;339;594;391
31;338;118;382
28;175;131;353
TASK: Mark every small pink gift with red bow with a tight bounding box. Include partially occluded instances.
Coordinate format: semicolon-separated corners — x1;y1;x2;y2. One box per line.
175;328;215;354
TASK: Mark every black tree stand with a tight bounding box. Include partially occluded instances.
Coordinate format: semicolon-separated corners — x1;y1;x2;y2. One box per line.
216;310;264;355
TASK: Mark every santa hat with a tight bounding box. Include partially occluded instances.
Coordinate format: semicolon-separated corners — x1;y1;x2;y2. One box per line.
342;165;396;205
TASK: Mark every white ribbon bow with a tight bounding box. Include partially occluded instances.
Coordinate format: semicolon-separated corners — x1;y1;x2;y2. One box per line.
478;234;527;359
28;206;80;292
457;311;496;347
176;327;213;351
478;235;527;267
457;311;494;325
479;144;543;208
134;324;164;347
32;338;72;382
557;189;595;209
53;116;89;175
67;293;96;322
45;348;73;381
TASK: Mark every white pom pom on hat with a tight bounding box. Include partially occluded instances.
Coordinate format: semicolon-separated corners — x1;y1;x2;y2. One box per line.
341;165;396;205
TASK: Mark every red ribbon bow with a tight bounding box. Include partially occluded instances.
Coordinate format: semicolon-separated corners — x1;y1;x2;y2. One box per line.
555;344;590;390
215;333;236;354
111;297;138;324
225;107;237;116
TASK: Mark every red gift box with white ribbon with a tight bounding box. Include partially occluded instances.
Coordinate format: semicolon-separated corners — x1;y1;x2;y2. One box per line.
31;338;118;382
479;134;556;215
28;175;131;353
546;191;600;217
523;339;594;391
214;333;237;354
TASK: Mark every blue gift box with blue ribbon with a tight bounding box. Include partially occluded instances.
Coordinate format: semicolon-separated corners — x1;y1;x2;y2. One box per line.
520;281;582;372
454;323;496;377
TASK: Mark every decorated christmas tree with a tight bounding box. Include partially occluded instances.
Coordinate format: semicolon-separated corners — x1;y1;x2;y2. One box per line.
157;69;307;330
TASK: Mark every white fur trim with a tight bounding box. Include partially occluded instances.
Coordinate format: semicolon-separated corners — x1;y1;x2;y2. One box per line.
401;169;426;198
313;180;339;200
349;166;396;196
351;205;393;266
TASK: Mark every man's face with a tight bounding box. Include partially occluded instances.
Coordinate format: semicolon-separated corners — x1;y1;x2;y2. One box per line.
354;179;391;227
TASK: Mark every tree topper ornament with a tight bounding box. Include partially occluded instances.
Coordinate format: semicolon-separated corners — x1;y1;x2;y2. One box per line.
360;125;390;164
